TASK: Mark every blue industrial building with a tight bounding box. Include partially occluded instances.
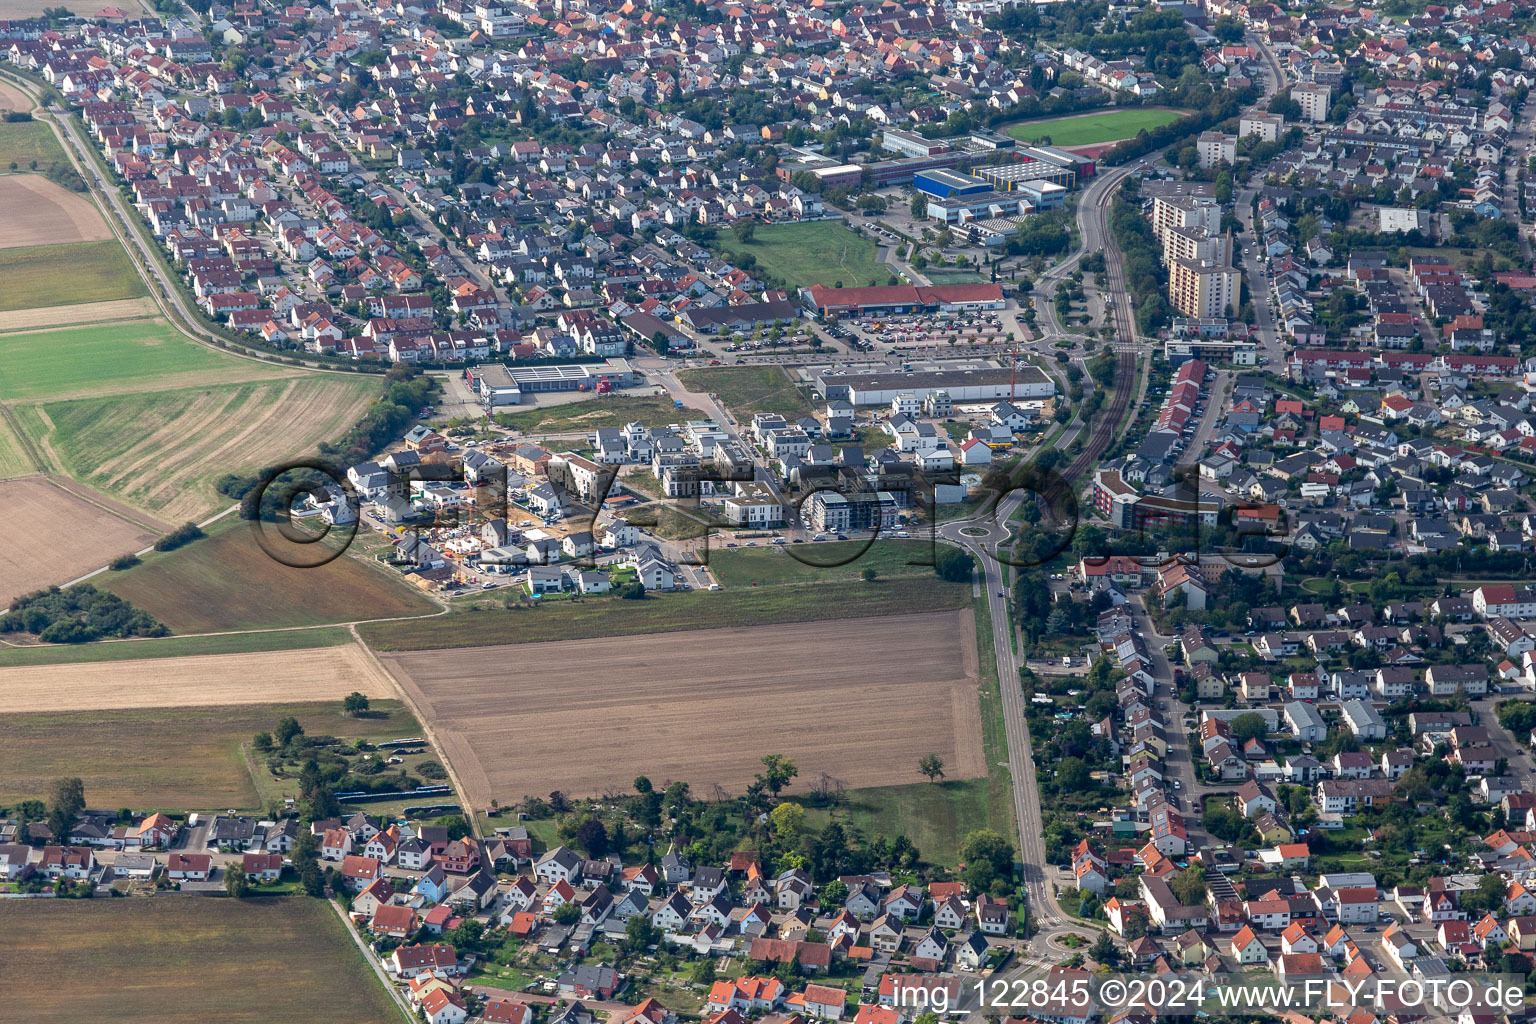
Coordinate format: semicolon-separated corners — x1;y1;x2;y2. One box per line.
913;168;991;200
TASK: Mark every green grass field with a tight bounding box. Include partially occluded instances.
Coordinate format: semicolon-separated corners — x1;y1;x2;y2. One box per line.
495;393;703;434
0;410;36;477
361;575;970;651
3;897;406;1024
676;364;814;419
0;239;147;311
0;625;353;667
0;318;248;399
0;699;423;810
923;269;988;285
101;518;437;633
0;118;70;178
708;541;937;586
1005;108;1184;147
712;221;886;289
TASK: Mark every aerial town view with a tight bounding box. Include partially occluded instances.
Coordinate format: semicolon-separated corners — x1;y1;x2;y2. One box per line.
15;0;1536;1018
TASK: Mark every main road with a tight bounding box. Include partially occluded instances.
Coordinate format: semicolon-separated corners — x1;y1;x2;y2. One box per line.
934;150;1152;966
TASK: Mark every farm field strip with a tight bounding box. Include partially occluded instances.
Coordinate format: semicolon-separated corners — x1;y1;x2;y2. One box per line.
24;374;378;518
0;898;405;1024
0;317;297;400
0;296;158;332
0;643;400;712
0;238;146;311
0;172;110;248
0;474;160;605
378;610;984;804
0;699;423;810
102;518;438;633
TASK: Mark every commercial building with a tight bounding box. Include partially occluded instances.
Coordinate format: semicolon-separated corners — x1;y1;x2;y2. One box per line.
914;168;993;200
806;283;1007;317
810;164;863;189
467;360;637;409
1292;83;1332;123
1169;258;1241;319
682;298;800;334
926;189;1033;224
881;129;951;159
816;363;1054;405
970;158;1077;191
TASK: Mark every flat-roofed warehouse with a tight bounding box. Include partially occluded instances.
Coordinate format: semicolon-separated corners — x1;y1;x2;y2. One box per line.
468;359;637;408
817;365;1055;405
806;283;1007;317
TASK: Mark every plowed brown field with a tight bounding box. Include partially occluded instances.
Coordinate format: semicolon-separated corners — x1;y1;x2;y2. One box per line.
378;609;984;805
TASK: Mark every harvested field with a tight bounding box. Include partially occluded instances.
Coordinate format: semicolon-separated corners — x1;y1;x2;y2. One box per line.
0;642;399;713
30;374;379;518
0;699;423;810
0;173;109;248
103;519;438;633
0;474;161;603
0;296;157;332
1;897;403;1024
379;609;984;804
0;79;30;111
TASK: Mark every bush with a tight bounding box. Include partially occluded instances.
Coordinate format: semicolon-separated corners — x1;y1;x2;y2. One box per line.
108;554;140;571
0;584;167;642
154;522;204;552
935;547;975;583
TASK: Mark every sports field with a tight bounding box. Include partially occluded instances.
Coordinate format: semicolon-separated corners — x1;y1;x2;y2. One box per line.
0;475;163;605
1005;108;1184;147
0;173;109;249
0;118;70;178
2;898;405;1024
0;318;288;399
676;364;814;419
103;519;437;633
712;220;886;289
0;699;422;810
21;373;379;518
0;238;147;311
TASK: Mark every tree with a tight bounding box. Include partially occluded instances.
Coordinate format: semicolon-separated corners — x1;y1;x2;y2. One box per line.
342;691;370;716
634;775;653;794
1089;932;1118;964
758;754;799;796
623;914;661;954
918;753;946;782
1057;757;1091;791
1230;712;1267;744
821;879;849;905
553;902;581;924
575;816;609;858
252;731;274;754
935;547;975;583
733;220;757;244
301;860;325;898
691;957;717;986
225;869;250;898
47;777;85;841
771;801;806;836
274;716;304;747
860;567;878;582
1169;865;1207;907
